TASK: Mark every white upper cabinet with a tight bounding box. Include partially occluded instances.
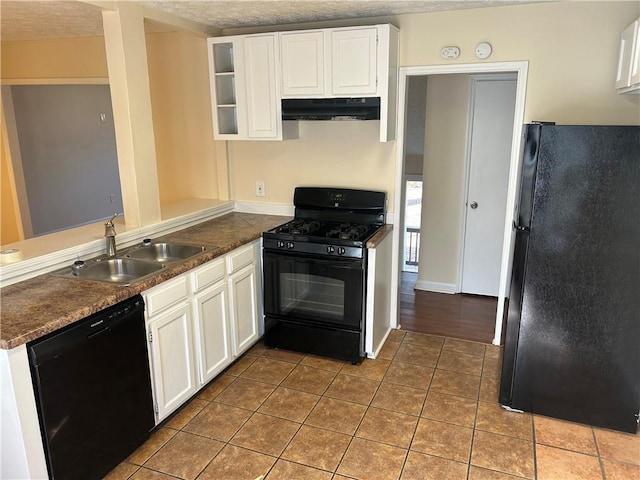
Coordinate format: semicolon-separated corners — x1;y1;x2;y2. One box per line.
331;27;378;96
280;26;382;98
279;24;399;141
616;18;640;94
208;24;399;141
280;31;325;96
207;34;297;140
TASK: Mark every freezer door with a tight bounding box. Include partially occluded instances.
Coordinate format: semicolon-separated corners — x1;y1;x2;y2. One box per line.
509;125;640;433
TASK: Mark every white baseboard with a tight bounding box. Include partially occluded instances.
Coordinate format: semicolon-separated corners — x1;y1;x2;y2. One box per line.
234;201;294;216
414;280;457;294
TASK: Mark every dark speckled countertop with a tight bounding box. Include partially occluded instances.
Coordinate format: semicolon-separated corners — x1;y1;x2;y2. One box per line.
0;212;291;350
1;215;392;350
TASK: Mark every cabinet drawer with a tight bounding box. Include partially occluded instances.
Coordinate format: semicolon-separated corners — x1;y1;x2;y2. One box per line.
227;243;255;274
192;258;226;293
145;275;189;317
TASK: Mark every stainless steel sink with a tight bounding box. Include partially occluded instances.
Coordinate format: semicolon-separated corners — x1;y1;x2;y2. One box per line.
123;241;208;263
52;257;164;286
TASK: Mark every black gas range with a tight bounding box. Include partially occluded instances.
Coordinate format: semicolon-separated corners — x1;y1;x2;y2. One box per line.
263;188;385;258
262;187;386;363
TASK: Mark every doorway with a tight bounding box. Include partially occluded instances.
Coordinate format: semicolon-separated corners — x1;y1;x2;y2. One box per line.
391;62;528;346
403;177;422;273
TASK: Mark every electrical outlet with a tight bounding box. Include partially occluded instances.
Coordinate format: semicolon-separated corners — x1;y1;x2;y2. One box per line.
255;180;266;197
109;194;116;204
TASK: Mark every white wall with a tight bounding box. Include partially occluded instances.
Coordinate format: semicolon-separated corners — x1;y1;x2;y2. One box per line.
417;74;470;290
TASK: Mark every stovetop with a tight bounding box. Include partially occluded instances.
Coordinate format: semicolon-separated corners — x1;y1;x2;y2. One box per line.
262;187;386;259
269;219;381;243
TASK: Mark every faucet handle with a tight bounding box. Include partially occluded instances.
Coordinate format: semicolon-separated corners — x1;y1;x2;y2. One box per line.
105;213;119;226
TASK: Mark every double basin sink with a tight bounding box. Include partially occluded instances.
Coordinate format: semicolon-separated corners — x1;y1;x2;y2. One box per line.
52;241;213;286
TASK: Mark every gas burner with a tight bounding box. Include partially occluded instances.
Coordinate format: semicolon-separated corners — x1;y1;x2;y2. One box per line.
276;219;320;236
326;223;370;241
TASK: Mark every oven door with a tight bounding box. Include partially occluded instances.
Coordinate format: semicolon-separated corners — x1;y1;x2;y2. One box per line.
263;250;365;330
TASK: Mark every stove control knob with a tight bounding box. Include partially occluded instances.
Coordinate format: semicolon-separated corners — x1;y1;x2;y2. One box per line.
327;246;335;254
277;241;285;248
337;247;346;255
287;242;295;249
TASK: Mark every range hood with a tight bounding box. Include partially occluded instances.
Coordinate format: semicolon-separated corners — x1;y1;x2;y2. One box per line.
281;97;380;121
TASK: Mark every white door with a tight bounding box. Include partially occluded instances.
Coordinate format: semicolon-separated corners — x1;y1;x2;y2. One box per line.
280;31;325;97
229;264;259;356
147;303;198;422
244;34;280;138
331;27;378;95
461;75;517;296
194;281;232;385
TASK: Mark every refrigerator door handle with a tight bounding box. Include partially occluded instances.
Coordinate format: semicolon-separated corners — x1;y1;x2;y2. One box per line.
513;221;530;232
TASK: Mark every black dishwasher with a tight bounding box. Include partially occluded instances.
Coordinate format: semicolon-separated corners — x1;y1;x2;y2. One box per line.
28;295;155;480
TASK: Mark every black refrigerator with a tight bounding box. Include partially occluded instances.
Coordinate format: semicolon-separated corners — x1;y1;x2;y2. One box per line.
499;123;640;433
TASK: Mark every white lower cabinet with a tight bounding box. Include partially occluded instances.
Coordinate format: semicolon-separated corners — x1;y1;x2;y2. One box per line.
229;264;259;356
143;242;259;423
194;278;232;385
147;302;198;421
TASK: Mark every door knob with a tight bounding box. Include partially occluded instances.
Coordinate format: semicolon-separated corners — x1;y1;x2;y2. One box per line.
470;201;478;209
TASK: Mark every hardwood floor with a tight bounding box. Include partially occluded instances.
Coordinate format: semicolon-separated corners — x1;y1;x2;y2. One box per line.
399;271;497;344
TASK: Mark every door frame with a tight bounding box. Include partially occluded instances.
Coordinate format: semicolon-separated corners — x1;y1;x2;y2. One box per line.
457;73;518;294
391;61;528;346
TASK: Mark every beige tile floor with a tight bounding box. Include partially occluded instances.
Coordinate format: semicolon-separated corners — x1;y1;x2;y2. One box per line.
105;330;640;480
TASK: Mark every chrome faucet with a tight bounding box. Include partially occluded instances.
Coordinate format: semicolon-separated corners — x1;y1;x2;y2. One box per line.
105;213;119;257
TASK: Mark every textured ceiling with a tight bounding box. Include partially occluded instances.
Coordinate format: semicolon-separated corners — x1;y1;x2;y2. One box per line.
0;0;543;42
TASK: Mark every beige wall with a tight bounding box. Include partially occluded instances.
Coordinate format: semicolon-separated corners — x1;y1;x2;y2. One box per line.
0;36;109;244
229;122;396;206
0;30;219;244
228;2;639;216
146;31;219;206
399;2;639;125
418;75;470;287
0;37;109;79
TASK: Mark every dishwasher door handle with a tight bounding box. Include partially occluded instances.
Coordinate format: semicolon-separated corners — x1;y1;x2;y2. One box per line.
87;326;111;339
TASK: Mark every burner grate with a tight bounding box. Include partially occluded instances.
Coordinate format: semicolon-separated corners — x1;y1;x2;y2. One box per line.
275;219;320;236
325;223;370;241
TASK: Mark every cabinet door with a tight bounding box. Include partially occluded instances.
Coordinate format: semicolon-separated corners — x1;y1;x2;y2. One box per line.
229;264;259;356
616;19;639;89
244;34;280;139
147;304;197;422
331;27;378;95
280;31;325;96
194;282;232;385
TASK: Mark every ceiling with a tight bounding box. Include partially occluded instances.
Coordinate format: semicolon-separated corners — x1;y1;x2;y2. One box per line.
0;0;544;42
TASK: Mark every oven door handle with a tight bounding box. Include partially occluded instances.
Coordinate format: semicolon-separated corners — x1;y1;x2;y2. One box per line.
263;249;364;266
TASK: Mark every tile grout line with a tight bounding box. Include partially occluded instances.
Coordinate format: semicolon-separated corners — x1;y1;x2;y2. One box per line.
592;425;608;480
465;345;485;480
531;405;538;480
400;338;440;480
